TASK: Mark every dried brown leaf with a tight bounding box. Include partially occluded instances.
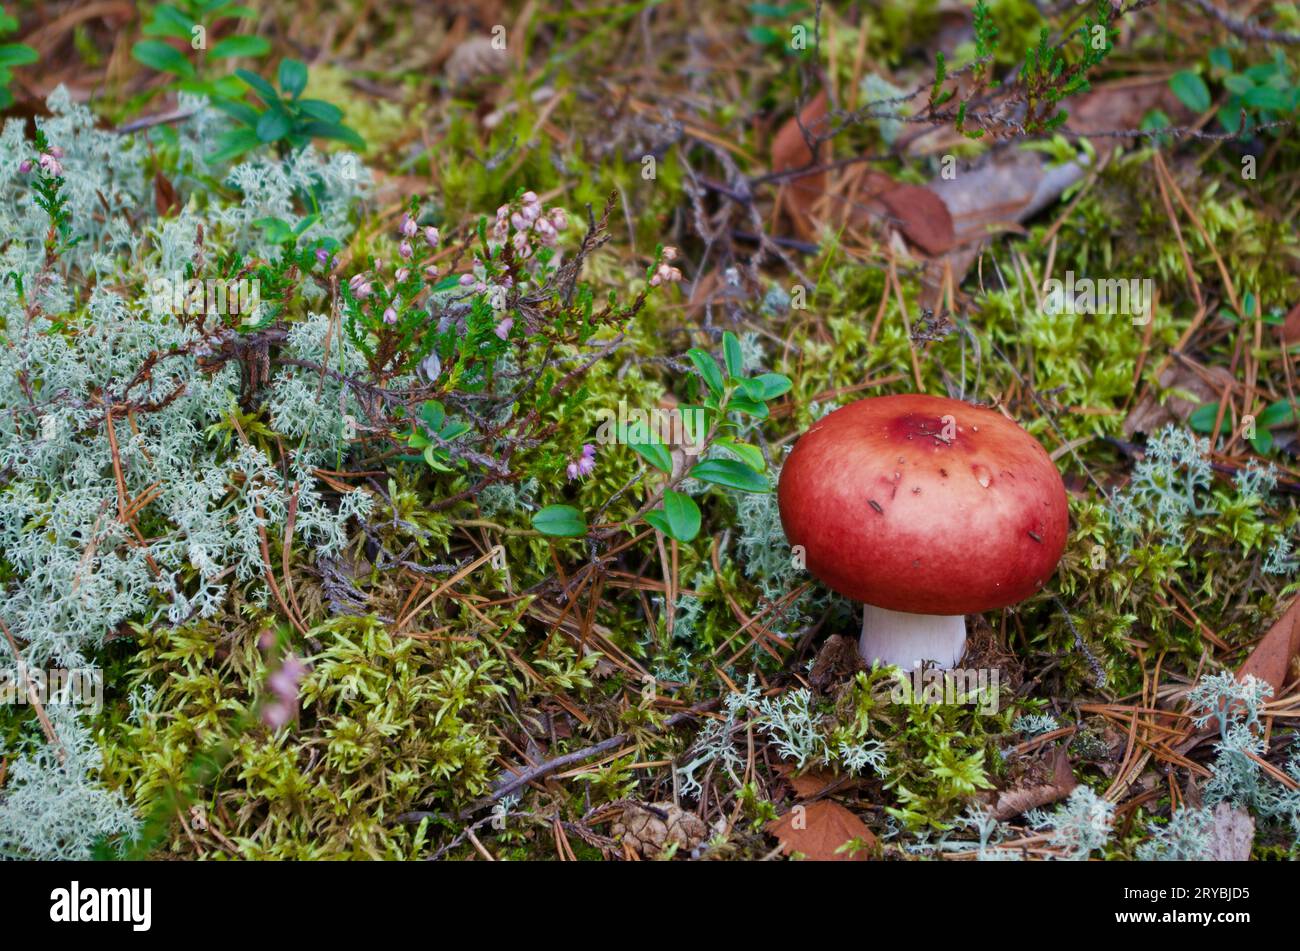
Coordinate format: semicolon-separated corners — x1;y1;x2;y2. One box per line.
766;799;875;861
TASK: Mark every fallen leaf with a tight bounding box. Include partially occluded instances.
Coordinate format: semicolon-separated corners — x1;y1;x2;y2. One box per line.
990;747;1077;820
1283;301;1300;344
1237;595;1300;695
771;90;829;242
772;761;843;799
1123;362;1234;439
1208;802;1254;861
153;171;179;218
876;183;955;255
766;799;875;861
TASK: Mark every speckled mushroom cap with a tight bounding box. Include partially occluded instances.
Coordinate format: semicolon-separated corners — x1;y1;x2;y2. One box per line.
777;394;1069;615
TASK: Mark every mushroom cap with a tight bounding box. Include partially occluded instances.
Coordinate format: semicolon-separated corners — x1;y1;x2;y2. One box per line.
778;394;1068;615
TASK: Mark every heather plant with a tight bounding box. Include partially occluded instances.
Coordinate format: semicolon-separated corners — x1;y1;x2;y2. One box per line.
1;0;1298;867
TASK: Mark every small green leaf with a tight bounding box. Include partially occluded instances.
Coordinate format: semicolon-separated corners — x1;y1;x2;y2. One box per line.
1243;85;1289;112
1223;74;1255;96
723;331;743;379
255;108;292;142
297;98;343;123
209;35;271;59
1188;402;1219;433
725;396;769;418
687;348;726;398
419;400;446;432
278;57;308;97
629;441;673;474
1169;71;1210;113
297;120;366;150
714;437;766;472
206;127;261;164
649;490;701;542
1256;399;1296;430
143;6;195;40
208;95;261;127
532;504;587;537
132;40;195;78
1208;47;1232;73
236;67;280;104
0;43;37;67
253;216;295;244
689;459;770;493
1250;430;1274;455
747;372;792;400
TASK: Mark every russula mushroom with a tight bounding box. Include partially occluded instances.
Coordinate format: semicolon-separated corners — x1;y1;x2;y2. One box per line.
777;394;1068;670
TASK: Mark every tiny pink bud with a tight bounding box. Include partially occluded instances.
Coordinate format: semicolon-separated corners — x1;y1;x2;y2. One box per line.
399;240;413;259
424;226;440;247
383;306;398;324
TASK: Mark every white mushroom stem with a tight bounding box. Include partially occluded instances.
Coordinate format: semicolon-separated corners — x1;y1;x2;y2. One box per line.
859;605;967;670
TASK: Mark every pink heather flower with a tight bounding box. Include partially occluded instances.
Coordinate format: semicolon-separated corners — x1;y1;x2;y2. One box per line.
496;204;510;220
536;219;555;240
399;240;413;259
349;275;373;299
494;316;513;339
268;656;307;699
459;273;475;286
521;202;540;224
549;208;568;231
395;267;410;283
315;248;330;266
521;191;539;205
424;226;440;247
567;444;597;480
46;146;63;159
663;246;678;261
425;264;440;280
512;232;532;258
510;212;527;231
38;153;62;176
262;655;308;730
400;213;418;238
383;306;398;324
17;159;32;173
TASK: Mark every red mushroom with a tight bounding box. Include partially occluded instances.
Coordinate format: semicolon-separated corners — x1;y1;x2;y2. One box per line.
777;394;1068;670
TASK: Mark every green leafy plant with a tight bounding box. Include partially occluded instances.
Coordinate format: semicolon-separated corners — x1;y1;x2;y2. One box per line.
208;58;364;164
0;5;36;109
1174;46;1299;136
132;0;269;99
